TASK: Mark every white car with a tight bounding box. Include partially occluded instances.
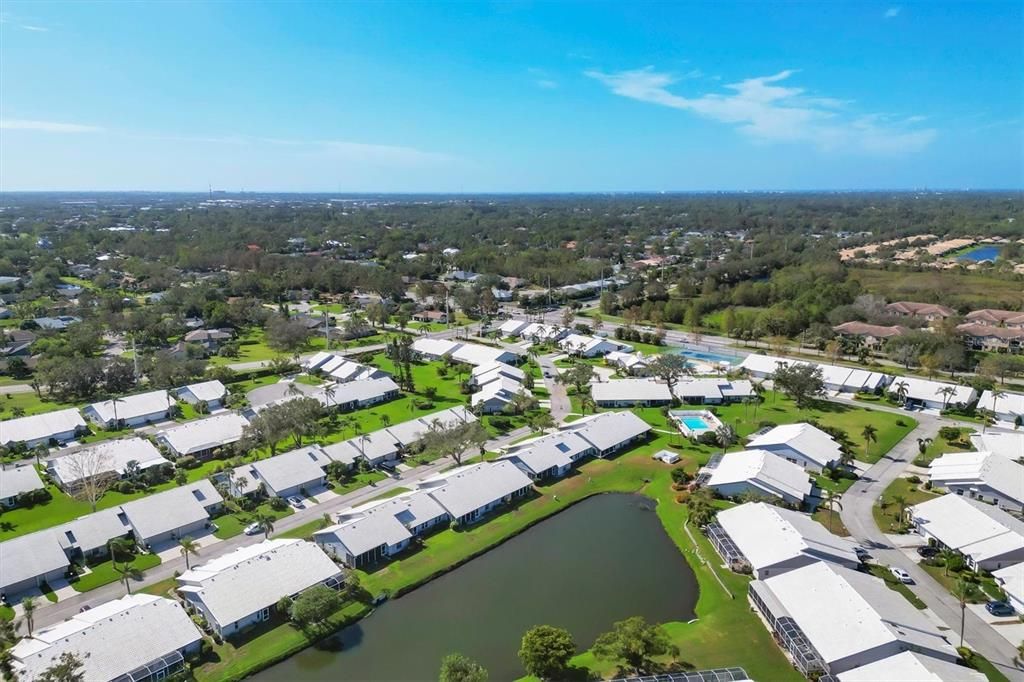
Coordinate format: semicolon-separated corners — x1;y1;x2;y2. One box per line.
287;496;306;509
243;522;262;536
889;566;914;584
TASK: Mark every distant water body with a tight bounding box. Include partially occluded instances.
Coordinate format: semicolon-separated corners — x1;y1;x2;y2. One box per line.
957;245;1002;262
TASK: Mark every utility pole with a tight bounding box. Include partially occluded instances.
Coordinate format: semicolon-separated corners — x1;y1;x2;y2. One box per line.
131;335;139;380
323;311;330;350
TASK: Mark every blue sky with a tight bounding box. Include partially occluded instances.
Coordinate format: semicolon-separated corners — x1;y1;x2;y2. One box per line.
1;1;1021;191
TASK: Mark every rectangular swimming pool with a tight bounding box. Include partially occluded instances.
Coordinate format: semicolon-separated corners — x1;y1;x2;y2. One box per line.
682;416;711;430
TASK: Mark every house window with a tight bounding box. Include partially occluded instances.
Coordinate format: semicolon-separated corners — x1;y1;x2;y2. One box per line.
260;607;270;620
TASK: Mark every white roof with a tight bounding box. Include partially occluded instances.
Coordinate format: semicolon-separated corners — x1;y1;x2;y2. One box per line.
385;406;476;447
472;361;525;382
176;539;341;628
48;437;169;487
909;494;1024;564
592;378;672;403
0;464;44;500
715;502;859;572
969;431;1024;461
419;461;533;519
605;350;649;369
738;353;803;376
756;562;957;667
994;563;1024;607
0;531;69;593
319;439;369;466
86;389;173;423
837;651;985;682
980;389;1024;417
739;355;889;391
57;508;131;554
0;408;87;446
707;450;812;502
499;319;531;336
747;423;843;469
889;376;977;405
928;451;1024;505
450;342;520;367
318;490;449;556
472;377;528;407
302;351;334;371
559;410;652;451
120;480;222;542
11;594;201;682
412;337;460;358
235;446;331;495
175;379;227;403
157;412;249;456
500;430;593;475
331;376;399;403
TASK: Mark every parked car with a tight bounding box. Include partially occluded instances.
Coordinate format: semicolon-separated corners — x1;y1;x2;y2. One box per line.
243;522;263;536
287;496;306;509
889;566;914;584
986;601;1015;617
916;545;938;558
854;547;870;560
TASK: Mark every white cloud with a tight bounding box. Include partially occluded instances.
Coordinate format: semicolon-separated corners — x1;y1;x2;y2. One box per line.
0;119;101;133
536;79;558;89
585;66;935;154
313;140;456;167
20;24;48;32
884;7;901;18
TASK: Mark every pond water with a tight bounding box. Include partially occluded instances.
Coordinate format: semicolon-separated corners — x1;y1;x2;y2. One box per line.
957;245;1002;262
254;493;698;681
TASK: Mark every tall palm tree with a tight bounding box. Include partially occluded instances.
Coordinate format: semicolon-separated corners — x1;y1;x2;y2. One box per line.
380;414;392;429
579;394;597;416
21;596;37;637
894;380;910;405
255;513;276;540
822;491;843;533
940;547;959;577
861;425;878;460
984;390;1006;434
110;396;125;428
891;494;909;524
936;386;956;410
952;578;971;648
322;382;337;410
179;536;200;570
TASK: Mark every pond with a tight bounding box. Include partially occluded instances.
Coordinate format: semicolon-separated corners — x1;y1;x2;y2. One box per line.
254;493;699;681
957;245;1002;262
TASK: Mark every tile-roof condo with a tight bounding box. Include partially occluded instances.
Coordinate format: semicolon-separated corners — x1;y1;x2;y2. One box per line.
0;531;70;596
176;539;342;635
156;412;249;456
885;301;955;318
84;389;173;425
119;480;222;544
232;445;332;497
928;450;1024;510
47;437;170;489
909;494;1024;569
10;594;202;682
966;308;1024;327
418;461;533;522
707;450;813;504
591;378;673;405
174;379;228;404
559;410;652;453
0;463;45;502
0;408;87;447
836;651;984;682
747;423;844;470
832;321;908;339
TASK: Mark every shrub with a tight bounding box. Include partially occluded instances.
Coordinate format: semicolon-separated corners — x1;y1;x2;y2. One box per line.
696;432;718;446
269;496;288;511
675;491;691;504
939;426;961;442
177;455;199;470
907;474;921;484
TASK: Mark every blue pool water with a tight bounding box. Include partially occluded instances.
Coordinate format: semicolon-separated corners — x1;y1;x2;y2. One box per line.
957;245;1001;262
682;416;711;430
677;348;744;365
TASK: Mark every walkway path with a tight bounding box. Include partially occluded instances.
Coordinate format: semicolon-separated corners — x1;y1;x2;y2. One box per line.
536;354;571;423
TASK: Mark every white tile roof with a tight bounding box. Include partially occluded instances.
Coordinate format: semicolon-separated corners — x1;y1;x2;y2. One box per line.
175;379;227;404
738;355;890;392
499;430;593;475
707;450;812;502
928;451;1024;506
450;342;521;367
176;539;341;629
994;564;1024;608
715;502;859;573
909;494;1024;565
418;461;532;520
0;464;44;500
0;531;69;593
559;410;651;451
591;378;672;403
385;406;476;446
48;437;170;488
472;361;525;383
498;319;531;336
86;389;173;423
317;490;449;557
157;412;249;456
120;481;222;543
738;353;801;376
747;423;843;469
980;389;1024;418
11;594;201;682
412;337;460;358
889;376;977;406
836;651;985;682
0;408;87;446
235;446;331;495
755;562;957;668
969;431;1024;461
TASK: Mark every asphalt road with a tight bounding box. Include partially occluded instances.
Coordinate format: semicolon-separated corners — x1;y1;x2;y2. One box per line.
536;354;571;423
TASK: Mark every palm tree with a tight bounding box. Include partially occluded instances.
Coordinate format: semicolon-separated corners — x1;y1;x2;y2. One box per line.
255;513;276;540
380;413;392;429
750;380;765;419
822;490;843;533
891;494;908;524
861;425;878;460
579;394;597;416
715;424;737;455
984;390;1006;433
110;396;125;428
179;536;200;570
894;380;910;405
322;382;337;410
952;578;971;648
21;596;37;637
936;386;956;410
940;547;959;577
916;437;933;455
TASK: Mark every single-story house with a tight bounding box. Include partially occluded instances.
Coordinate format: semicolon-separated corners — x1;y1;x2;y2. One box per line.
174;380;228;409
978;389;1024;424
908;494;1024;571
384;406;477;450
831;321;908;349
470;361;526;386
499;430;595;480
177;539;343;637
518;323;569;343
993;564;1024;615
887;376;977;411
0;463;45;507
416;461;533;526
412;310;448;324
10;594;202;682
33;315;81;331
928;450;1024;512
326;376;401;409
315;491;450;567
55;508;132;562
451;342;522;367
230;446;333;499
604;351;651;375
558;333;630;357
183;328;233;350
591;378;673;407
47;438;170;491
0;531;70;598
969;431;1024;461
155;412;250;459
737;353;803;379
83;389;174;429
746;423;843;473
498;319;531;337
0;408;88;449
411;337;460;360
673;378;755;405
557;410;652;457
706;450;813;507
836;652;985;682
749;562;958;677
471;377;531;414
119;480;223;549
816;364;891;394
711;502;861;579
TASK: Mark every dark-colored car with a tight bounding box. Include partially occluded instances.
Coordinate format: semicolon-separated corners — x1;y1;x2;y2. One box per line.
917;545;938;558
986;601;1015;617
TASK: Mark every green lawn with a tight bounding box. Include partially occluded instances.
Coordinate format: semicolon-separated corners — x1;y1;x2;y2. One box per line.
812;508;849;536
213;503;294;540
914;427;975;467
0;390;80;418
72;553;162;592
873;478;941;534
967;651;1012;682
207;329;282;366
275;517;333;541
918;562;1003;604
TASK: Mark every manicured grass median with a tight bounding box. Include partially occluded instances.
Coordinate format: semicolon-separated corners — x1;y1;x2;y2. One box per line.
213;504;294;540
868;564;927;609
72;553;162;592
873;477;940;534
